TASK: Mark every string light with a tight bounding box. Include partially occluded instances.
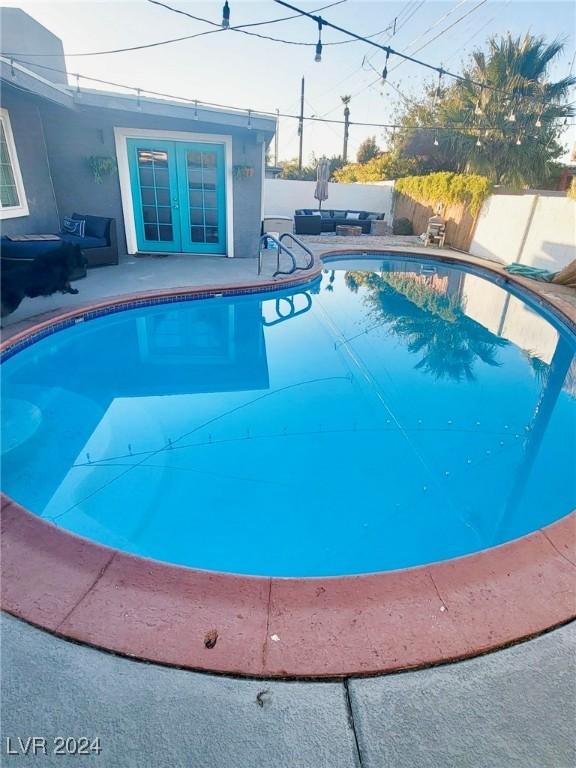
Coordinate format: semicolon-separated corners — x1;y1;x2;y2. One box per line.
433;131;439;146
515;136;522;145
247;108;252;129
535;113;542;128
476;137;482;147
221;1;230;28
193;99;199;119
75;73;81;98
10;58;15;78
136;88;142;111
381;47;390;83
506;106;516;122
315;19;323;62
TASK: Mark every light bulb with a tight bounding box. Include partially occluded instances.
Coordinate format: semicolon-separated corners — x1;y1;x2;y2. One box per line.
315;40;322;62
222;1;230;28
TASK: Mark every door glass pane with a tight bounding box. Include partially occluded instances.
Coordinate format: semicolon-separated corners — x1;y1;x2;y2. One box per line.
137;148;173;243
154;168;169;188
156;188;170;207
158;207;172;224
141;187;155;206
190;209;204;225
144;223;158;240
185;150;221;246
191;226;205;242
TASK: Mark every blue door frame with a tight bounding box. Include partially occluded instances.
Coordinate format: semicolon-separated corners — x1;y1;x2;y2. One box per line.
127;139;227;255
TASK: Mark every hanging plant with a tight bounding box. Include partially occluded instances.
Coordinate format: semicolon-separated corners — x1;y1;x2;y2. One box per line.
233;164;255;180
86;155;118;184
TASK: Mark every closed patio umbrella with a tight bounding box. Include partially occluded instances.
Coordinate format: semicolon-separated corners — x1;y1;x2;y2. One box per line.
314;157;330;210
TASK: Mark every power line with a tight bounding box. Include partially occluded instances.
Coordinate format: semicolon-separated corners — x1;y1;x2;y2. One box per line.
272;0;574;110
146;0;393;48
2;0;349;57
10;55;572;134
389;0;489;73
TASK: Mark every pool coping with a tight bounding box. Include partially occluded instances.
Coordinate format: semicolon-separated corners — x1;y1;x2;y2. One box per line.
1;247;575;678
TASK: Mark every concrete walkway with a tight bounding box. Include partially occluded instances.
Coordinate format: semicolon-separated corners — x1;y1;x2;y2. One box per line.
1;614;574;768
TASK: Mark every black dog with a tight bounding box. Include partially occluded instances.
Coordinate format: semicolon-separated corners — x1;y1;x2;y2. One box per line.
1;242;85;317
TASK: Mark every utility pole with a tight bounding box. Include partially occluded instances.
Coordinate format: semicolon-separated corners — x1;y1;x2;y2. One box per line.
342;98;350;163
298;76;305;171
274;108;279;167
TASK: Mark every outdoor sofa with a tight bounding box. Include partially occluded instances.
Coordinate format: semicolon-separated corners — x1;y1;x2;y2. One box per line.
294;209;385;235
59;213;119;267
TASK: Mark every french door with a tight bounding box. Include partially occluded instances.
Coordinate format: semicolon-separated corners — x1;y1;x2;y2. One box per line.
127;139;227;254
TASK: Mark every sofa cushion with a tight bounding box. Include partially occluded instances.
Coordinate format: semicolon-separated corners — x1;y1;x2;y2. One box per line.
62;216;85;237
347;212;361;220
332;210;347;217
59;233;108;249
73;213;109;239
358;212;369;220
319;210;331;218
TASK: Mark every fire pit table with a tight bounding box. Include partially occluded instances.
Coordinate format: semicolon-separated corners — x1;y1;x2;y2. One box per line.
335;224;363;237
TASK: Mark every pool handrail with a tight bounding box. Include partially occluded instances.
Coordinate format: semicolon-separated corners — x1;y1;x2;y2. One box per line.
258;233;315;277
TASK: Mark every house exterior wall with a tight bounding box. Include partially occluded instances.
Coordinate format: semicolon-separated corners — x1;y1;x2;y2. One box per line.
0;87;60;235
0;8;67;85
39;102;265;257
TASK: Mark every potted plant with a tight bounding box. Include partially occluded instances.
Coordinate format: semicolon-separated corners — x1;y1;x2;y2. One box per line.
86;156;118;184
233;164;255;180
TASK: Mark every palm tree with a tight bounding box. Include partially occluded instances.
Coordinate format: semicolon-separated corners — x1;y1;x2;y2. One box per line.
396;34;575;187
449;35;575;185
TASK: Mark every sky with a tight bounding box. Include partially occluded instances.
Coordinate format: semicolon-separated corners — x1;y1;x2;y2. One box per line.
2;0;575;164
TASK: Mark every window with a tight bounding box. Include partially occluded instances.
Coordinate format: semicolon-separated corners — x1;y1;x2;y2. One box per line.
0;108;29;219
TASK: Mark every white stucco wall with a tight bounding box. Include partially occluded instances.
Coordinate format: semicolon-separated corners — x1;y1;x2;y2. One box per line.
470;193;576;270
263;179;395;221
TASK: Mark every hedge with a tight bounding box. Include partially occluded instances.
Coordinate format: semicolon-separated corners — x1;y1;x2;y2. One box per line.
395;172;492;216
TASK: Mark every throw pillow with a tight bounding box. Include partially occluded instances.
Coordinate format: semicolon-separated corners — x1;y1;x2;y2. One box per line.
62;216;86;237
347;212;361;220
73;213;108;239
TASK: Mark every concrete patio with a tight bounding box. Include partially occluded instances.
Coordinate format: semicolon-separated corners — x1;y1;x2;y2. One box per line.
1;613;574;767
3;235;576;338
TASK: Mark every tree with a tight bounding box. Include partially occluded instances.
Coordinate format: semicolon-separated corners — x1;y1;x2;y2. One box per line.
333;152;418;183
277;159;317;180
356;136;380;164
393;34;575;187
277;154;345;181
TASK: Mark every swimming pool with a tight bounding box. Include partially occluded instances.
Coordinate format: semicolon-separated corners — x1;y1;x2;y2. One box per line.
2;255;575;577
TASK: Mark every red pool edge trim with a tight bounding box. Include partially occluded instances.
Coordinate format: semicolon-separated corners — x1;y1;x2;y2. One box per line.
1;249;575;678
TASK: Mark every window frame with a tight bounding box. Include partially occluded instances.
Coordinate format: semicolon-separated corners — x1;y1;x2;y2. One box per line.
0;107;29;220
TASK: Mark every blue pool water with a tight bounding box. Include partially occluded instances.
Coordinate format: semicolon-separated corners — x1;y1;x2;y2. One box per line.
2;256;575;576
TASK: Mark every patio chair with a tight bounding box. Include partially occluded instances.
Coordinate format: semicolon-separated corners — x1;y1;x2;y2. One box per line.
423;215;446;248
